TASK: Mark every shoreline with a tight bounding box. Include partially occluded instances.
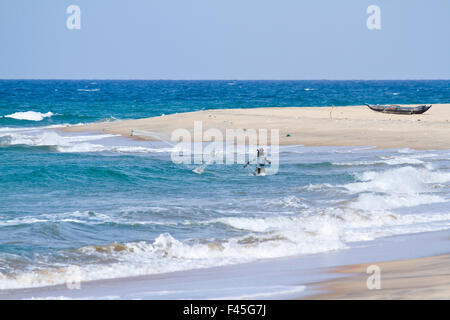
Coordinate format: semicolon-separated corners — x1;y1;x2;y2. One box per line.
3;104;449;299
1;230;448;300
62;104;450;150
307;254;450;299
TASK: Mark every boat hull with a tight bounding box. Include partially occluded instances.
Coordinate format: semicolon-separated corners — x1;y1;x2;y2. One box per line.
365;104;432;115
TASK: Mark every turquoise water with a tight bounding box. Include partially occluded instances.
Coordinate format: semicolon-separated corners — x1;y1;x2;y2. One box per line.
0;80;449;289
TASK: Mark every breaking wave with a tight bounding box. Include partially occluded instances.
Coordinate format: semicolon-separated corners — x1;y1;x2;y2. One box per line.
0;128;174;154
0;135;449;291
1;208;449;290
3;111;54;121
1;198;450;290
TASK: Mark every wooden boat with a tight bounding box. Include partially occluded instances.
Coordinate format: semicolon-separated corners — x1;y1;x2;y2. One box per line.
365;104;432;115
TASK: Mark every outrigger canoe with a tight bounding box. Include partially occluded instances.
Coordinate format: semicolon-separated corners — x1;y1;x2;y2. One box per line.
365;104;432;115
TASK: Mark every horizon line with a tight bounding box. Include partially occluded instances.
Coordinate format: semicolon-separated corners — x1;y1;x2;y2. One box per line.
1;78;449;81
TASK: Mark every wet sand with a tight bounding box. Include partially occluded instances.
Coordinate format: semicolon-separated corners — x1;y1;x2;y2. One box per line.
308;254;450;299
63;104;450;149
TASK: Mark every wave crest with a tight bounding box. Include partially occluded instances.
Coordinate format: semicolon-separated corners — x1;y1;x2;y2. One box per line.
4;111;54;121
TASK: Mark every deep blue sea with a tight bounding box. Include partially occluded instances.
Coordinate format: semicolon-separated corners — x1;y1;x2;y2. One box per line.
0;80;449;290
1;80;449;127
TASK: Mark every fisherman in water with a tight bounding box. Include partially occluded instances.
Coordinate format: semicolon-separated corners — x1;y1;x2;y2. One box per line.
244;148;271;176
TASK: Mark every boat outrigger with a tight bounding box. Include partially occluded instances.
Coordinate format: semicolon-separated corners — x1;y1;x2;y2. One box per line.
365;104;432;115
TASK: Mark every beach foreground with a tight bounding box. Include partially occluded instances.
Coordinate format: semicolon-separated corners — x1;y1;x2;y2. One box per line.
64;104;450;149
1;231;448;300
309;254;450;300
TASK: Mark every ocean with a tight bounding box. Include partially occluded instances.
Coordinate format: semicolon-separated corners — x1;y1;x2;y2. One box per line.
0;80;449;291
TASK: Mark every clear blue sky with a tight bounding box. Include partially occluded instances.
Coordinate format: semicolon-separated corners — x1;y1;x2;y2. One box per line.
0;0;449;79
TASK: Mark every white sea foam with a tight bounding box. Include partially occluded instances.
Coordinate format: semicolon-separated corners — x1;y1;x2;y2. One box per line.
381;157;424;165
0;129;175;154
4;111;54;121
0;228;343;290
0;143;449;290
349;193;445;211
0;131;115;150
341;166;450;212
301;183;334;191
345;166;450;194
2;203;450;290
0;211;114;227
1;177;450;290
77;88;100;92
333;156;425;166
265;196;308;209
0;209;199;229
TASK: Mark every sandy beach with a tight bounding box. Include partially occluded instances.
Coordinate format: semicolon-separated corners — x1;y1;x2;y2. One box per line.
309;254;450;300
63;104;450;150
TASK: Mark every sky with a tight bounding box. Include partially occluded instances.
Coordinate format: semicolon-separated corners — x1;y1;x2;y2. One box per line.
0;0;449;79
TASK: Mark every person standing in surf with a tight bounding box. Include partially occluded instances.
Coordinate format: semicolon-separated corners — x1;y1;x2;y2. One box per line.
244;148;271;176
